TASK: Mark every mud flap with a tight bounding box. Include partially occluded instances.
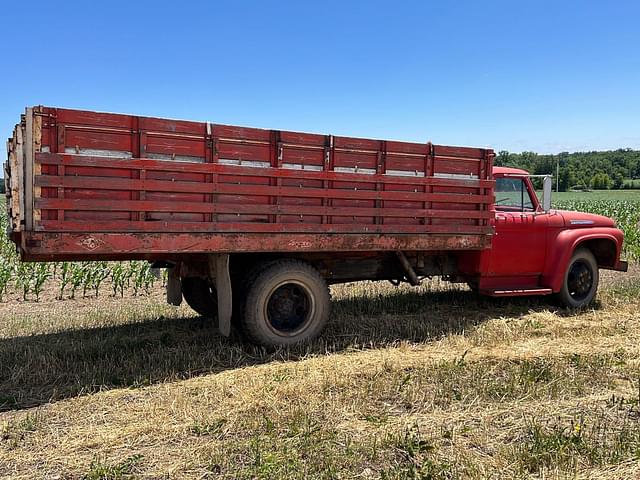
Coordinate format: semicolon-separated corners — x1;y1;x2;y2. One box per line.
209;254;232;336
166;267;182;306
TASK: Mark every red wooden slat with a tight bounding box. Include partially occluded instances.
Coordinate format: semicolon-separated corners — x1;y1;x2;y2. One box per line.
280;130;325;146
36;197;492;219
36;153;494;187
214;124;272;142
35;175;493;204
55;108;135;129
65;128;133;153
434;145;485;158
334;136;380;151
145;134;206;157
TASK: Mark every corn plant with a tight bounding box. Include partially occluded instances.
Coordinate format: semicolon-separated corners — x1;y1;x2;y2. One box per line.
0;257;13;301
15;263;32;300
91;262;111;297
110;262;132;298
129;262;154;296
57;262;71;300
31;263;51;302
69;263;88;299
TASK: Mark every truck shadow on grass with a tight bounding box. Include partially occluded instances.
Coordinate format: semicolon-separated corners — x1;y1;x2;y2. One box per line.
0;288;593;411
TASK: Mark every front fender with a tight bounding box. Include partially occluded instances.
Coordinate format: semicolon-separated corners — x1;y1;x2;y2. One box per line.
542;227;625;292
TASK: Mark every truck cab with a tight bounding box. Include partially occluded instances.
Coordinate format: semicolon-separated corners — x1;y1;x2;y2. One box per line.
473;167;628;307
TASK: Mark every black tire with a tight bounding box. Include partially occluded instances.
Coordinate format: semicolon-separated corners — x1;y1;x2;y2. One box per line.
240;259;330;346
556;248;599;308
182;277;217;318
233;259;281;327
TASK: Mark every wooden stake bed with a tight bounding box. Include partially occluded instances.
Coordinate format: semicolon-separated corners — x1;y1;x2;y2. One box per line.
6;106;495;261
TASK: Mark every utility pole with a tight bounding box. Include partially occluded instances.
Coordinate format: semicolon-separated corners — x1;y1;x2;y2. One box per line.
556;157;560;192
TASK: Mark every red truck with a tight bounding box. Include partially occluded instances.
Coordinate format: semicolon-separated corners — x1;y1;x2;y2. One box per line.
5;107;628;346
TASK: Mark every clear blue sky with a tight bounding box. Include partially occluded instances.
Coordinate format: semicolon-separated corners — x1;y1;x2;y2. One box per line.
1;0;639;154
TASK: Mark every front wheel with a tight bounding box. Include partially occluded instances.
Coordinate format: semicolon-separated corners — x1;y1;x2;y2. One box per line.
240;260;331;346
556;248;599;308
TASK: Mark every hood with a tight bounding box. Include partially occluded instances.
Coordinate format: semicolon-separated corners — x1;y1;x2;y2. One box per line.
555;209;616;228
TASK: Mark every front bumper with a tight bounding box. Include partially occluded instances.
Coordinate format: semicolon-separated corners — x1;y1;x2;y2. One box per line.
614;259;629;272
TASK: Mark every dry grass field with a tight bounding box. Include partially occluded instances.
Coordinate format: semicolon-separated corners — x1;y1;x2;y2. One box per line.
0;267;639;479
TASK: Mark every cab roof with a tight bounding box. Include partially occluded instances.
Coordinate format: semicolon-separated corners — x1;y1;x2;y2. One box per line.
492;166;529;176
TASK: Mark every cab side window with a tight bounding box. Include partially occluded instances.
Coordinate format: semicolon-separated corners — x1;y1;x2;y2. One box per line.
495;178;534;212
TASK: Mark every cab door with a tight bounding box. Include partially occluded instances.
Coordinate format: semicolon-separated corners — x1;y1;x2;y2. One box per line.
487;176;549;277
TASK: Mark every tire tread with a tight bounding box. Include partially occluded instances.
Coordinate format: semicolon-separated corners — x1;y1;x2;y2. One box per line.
240;259;330;346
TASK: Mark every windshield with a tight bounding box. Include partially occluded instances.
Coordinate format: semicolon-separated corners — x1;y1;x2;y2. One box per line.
495;177;535;212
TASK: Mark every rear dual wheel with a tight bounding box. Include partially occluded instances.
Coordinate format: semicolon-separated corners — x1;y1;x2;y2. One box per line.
241;260;331;346
182;260;331;347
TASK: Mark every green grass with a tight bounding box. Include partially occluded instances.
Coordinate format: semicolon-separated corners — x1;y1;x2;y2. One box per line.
551;189;640;201
83;454;144;480
623;179;640;189
512;407;640;474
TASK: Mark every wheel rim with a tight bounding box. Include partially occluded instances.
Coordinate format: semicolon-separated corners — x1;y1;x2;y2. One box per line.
264;280;315;337
567;259;594;301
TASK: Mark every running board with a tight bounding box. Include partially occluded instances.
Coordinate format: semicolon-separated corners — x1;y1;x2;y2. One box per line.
481;288;553;297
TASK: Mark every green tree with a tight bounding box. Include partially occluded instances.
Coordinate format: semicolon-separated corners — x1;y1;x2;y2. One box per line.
590;173;612;189
495;148;640;190
613;173;625;189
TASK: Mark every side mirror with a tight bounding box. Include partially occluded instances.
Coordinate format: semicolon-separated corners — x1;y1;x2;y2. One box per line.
542;175;552;212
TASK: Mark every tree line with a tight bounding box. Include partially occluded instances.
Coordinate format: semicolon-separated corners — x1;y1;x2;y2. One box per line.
495;148;640;191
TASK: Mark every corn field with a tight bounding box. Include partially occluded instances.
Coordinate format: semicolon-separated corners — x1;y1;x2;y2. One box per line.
0;207;162;302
